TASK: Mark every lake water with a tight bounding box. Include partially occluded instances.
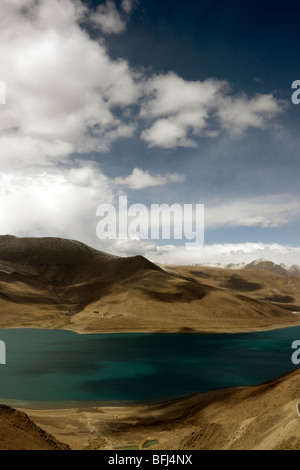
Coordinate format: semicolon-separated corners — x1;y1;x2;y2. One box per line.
0;327;299;407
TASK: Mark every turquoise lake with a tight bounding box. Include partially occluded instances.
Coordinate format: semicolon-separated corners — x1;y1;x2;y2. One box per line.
0;327;299;407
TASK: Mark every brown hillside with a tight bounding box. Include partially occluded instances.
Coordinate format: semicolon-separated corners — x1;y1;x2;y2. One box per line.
0;405;70;450
0;236;299;333
24;370;300;450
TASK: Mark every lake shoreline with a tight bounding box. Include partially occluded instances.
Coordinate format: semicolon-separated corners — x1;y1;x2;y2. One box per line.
12;369;300;450
0;325;299;449
0;325;299;407
2;317;300;335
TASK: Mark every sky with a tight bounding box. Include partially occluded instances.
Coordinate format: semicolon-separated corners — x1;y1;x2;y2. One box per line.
1;0;300;266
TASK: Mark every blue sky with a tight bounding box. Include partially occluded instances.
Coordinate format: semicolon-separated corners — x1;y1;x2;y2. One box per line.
0;0;300;265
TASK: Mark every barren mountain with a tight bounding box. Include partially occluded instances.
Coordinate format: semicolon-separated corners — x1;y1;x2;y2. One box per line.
225;258;300;277
0;235;300;333
0;405;69;450
171;369;300;450
243;258;299;277
168;263;300;315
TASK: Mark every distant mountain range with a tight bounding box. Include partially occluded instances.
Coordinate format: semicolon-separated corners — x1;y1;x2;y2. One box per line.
226;258;300;277
197;258;300;277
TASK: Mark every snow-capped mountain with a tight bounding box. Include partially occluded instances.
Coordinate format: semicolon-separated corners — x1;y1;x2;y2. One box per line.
227;258;300;277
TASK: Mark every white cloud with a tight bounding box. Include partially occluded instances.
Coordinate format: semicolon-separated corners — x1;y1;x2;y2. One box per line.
0;0;141;171
0;132;74;171
114;168;186;189
216;93;283;137
141;73;221;117
141;118;199;149
0;1;284;163
90;0;126;34
140;72;283;149
97;238;300;267
205;196;300;228
121;0;137;14
103;238;164;256
140;73;222;148
0;164;114;246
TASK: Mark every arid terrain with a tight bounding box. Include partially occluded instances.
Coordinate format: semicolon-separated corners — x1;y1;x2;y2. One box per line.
0;235;300;334
15;369;300;450
0;235;300;450
0;404;69;450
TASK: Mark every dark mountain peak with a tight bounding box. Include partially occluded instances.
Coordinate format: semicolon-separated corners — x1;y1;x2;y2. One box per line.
0;235;160;283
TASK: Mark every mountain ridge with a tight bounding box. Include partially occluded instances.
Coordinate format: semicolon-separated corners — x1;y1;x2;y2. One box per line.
199;258;300;277
0;235;299;333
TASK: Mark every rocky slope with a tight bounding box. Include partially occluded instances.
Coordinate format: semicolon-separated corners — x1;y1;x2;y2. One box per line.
0;404;70;450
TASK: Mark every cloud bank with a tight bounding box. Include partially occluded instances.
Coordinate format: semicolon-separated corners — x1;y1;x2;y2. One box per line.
100;238;300;267
205;196;300;229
